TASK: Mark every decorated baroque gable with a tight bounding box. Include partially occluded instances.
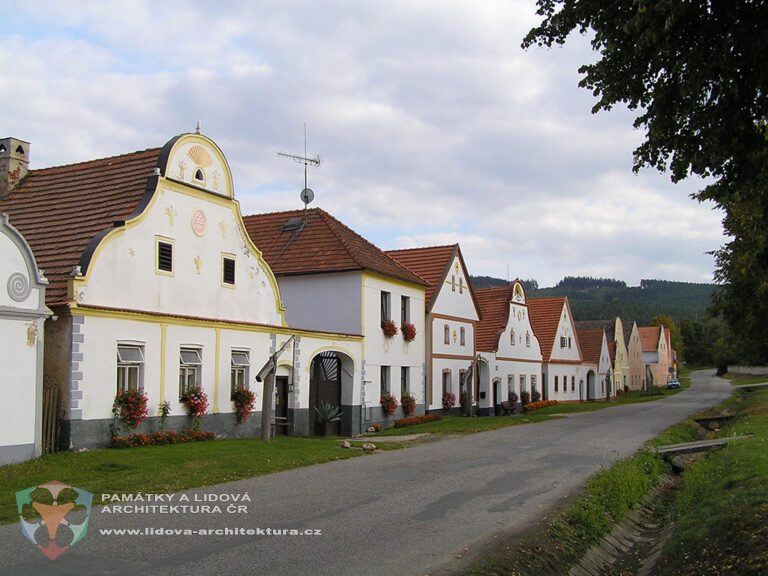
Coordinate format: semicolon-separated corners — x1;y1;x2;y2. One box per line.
70;134;285;326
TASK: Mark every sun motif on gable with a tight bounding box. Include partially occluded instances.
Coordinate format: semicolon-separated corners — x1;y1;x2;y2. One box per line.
512;282;525;303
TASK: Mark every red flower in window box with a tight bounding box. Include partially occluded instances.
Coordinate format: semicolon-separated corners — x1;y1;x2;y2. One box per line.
401;322;417;342
380;392;399;417
112;390;149;430
231;387;256;424
381;319;398;339
181;386;209;430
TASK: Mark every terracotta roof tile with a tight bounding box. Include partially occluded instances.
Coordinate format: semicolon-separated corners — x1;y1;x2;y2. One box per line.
638;326;661;353
242;208;428;287
0;148;162;306
528;296;578;362
386;245;456;306
576;319;616;342
577;329;604;365
474;285;513;351
608;340;617;363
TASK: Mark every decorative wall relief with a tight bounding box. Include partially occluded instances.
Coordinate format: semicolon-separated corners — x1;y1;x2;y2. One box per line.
7;272;30;302
187;145;213;167
194;256;203;275
218;220;227;239
164;206;178;226
177;161;187;181
212;169;220;191
128;247;136;258
191;209;207;236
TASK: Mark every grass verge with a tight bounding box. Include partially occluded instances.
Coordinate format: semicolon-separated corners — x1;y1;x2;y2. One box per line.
723;372;768;386
0;436;361;525
653;386;768;576
371;413;558;436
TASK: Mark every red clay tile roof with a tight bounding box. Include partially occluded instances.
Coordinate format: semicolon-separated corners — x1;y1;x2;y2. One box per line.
607;340;616;363
386;244;481;315
0;148;162;306
622;321;636;347
577;329;604;365
242;208;428;287
528;296;581;362
638;326;661;353
474;285;513;351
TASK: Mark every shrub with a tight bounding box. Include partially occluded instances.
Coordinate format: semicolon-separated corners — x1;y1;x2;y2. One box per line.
110;429;215;448
520;390;531;405
401;322;417;342
112;389;149;430
158;401;171;432
401;394;416;417
442;392;456;410
380;392;398;417
616;388;625;398
531;389;542;402
508;391;519;404
394;415;442;428
524;400;559;412
623;384;630;393
381;319;398;339
231;387;256;424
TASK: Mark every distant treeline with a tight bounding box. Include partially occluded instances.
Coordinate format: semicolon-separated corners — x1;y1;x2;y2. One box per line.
470;275;715;325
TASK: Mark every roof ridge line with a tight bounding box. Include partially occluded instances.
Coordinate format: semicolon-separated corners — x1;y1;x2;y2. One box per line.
29;147;163;173
385;243;457;253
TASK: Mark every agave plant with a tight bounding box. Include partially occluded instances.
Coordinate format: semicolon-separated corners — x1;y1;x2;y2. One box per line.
315;402;343;423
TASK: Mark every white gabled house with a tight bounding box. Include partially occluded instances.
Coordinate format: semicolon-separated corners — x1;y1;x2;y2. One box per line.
386;244;481;414
0;132;363;449
528;296;585;402
0;206;51;463
475;281;543;413
243;208;428;429
576;328;612;401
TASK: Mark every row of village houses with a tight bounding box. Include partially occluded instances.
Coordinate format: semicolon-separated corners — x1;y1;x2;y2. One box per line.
0;132;675;464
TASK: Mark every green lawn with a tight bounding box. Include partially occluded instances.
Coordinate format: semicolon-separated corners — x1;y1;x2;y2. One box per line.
371;413;558;436
723;372;768;386
0;436;361;525
530;387;684;416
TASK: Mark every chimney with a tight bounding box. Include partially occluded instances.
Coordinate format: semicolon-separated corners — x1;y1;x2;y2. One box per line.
0;137;30;197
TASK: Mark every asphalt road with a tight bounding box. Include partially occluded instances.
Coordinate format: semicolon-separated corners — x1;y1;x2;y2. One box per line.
0;370;731;576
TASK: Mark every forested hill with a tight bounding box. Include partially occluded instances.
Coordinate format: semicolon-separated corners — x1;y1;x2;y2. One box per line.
469;276;715;324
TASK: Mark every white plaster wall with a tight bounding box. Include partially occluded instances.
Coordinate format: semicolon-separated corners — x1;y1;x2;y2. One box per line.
431;256;480;321
544;363;583;402
278;272;362;334
432;317;475;357
428;358;474;409
549;306;582;363
362;274;425;404
0;232;43;310
0;319;39;447
488;357;542;407
78;184;283;327
496;302;542;362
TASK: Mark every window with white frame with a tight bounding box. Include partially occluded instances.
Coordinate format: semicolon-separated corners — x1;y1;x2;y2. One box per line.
526;332;531;347
401;366;409;395
554;375;559;392
117;345;144;393
510;328;516;346
560;336;568;348
444;324;450;345
230;350;250;396
460;327;466;346
519;374;526;393
507;375;515;396
571;376;576;392
381;291;391;323
179;348;202;398
442;370;452;396
401;295;410;325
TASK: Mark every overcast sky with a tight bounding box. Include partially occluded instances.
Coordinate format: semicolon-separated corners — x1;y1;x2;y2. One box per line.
1;1;725;287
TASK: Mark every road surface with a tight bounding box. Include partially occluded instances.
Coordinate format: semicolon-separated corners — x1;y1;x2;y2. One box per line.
0;370;731;576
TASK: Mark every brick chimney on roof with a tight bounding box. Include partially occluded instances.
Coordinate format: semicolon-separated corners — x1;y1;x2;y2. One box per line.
0;137;30;197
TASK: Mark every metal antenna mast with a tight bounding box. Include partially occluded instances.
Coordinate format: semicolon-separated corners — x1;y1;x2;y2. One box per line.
278;122;320;211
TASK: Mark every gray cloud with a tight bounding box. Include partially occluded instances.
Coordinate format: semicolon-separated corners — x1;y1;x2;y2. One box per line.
0;1;725;287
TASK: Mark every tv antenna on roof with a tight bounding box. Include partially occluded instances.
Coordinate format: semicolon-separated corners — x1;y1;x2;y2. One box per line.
278;122;320;210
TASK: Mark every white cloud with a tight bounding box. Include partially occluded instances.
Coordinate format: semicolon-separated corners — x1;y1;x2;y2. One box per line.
0;1;726;288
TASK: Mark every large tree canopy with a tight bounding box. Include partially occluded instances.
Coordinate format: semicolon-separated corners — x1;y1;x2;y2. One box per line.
523;0;768;362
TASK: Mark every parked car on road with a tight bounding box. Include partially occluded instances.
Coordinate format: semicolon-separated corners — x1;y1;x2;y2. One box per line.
666;379;681;389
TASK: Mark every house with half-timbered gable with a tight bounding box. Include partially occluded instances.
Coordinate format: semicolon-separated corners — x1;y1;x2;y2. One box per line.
243;208;427;428
386;244;481;414
474;281;543;414
528;296;585;402
0;132;364;449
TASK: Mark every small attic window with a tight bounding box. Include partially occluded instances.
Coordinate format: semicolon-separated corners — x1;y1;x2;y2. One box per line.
15;145;25;155
282;217;304;232
194;168;204;181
